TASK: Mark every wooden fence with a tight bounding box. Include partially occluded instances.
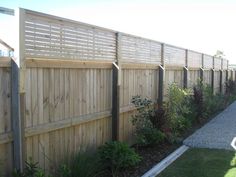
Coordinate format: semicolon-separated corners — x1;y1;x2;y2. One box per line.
0;8;235;176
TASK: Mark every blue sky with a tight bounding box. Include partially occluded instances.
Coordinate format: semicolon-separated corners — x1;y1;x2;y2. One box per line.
1;0;236;63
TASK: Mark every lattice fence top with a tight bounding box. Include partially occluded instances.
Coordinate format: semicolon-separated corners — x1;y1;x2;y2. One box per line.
164;45;186;67
24;10;116;61
214;57;222;70
188;50;202;68
21;9;229;68
203;54;213;69
119;34;162;64
222;59;228;70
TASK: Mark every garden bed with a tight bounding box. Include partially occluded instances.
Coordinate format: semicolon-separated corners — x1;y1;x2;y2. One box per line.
118;114;219;177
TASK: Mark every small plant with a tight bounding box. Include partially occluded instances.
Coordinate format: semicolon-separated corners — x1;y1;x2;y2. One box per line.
12;158;50;177
131;96;165;146
98;141;141;176
56;151;105;177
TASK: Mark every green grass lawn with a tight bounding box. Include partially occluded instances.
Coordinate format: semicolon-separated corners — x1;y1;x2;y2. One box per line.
157;148;236;177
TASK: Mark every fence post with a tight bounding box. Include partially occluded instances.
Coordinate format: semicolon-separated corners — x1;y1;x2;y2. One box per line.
112;32;121;141
220;69;223;94
183;49;188;89
158;65;165;107
200;53;204;82
200;68;204;82
211;57;215;94
158;43;165;107
11;59;24;171
219;58;223;94
112;63;120;141
211;69;215;94
183;67;188;89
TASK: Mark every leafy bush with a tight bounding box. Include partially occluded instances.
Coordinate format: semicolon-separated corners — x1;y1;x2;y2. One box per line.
131;96;165;146
12;158;50;177
192;81;204;122
225;79;236;96
56;151;105;177
192;80;226;121
201;84;225;116
135;126;165;146
164;83;192;137
98;141;141;176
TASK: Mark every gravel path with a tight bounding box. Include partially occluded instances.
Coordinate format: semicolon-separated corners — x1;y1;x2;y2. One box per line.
184;101;236;151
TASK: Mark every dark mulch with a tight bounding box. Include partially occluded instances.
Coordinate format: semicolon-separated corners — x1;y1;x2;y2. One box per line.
119;142;180;177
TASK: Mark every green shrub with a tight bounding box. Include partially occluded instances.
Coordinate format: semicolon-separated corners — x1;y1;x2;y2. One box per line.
12;158;50;177
98;141;141;176
201;84;225;116
56;151;105;177
164;83;192;137
192;80;204;122
226;79;236;96
136;126;165;146
131;96;165;146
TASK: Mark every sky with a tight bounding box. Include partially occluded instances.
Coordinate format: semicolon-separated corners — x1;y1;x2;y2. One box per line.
1;0;236;63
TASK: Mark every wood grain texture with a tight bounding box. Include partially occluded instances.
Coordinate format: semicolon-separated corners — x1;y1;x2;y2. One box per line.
188;70;200;88
0;64;13;176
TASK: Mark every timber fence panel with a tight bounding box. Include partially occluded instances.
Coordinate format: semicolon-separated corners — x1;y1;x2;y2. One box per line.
203;69;213;86
188;69;201;88
214;70;221;94
119;67;158;144
164;67;184;99
24;60;113;168
0;58;13;176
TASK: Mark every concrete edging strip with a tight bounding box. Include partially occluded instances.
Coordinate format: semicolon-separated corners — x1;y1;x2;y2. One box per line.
142;145;189;177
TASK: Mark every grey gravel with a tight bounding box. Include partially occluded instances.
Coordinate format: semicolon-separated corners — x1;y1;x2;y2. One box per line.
184;101;236;151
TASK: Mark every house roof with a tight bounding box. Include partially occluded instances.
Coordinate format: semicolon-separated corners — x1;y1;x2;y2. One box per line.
0;38;14;51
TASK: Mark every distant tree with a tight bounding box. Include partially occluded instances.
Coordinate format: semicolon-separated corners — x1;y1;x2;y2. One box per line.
214;50;225;58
